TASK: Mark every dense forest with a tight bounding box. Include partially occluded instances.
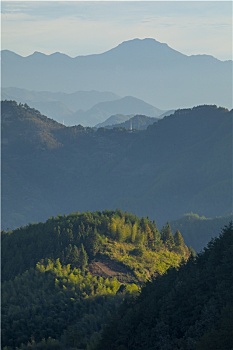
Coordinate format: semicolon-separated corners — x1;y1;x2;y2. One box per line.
2;100;232;235
1;210;190;349
1;100;232;349
95;223;233;350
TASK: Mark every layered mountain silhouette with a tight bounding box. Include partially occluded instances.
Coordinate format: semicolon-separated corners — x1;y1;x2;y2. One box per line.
1;87;120;112
2;87;162;126
96;114;159;130
2;101;232;234
71;96;162;126
95;114;134;128
2;38;232;110
96;111;175;130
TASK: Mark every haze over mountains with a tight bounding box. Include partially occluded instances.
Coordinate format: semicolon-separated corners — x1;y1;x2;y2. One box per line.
2;101;232;233
67;95;162;126
2;38;232;110
2;35;233;350
2;87;163;126
96;114;160;130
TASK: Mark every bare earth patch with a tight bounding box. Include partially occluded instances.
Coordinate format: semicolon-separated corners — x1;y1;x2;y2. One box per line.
89;258;135;283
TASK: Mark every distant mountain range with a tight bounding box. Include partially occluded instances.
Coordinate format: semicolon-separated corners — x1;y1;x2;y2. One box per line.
1;87;120;111
1;87;163;126
2;101;232;233
96;114;159;130
97;111;175;130
95;114;134;128
2;38;232;110
68;96;163;126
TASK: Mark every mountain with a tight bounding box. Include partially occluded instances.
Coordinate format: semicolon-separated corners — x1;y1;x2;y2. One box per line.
1;101;232;232
99;114;159;130
2;38;232;110
1;209;190;349
1;87;162;126
95;114;134;128
70;96;163;126
1;87;121;125
95;223;233;350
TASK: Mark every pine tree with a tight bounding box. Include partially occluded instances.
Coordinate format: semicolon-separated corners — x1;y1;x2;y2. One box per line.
174;230;185;247
161;223;175;250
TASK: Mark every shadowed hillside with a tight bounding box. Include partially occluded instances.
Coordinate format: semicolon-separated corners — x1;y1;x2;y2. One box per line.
2;101;232;233
95;223;233;350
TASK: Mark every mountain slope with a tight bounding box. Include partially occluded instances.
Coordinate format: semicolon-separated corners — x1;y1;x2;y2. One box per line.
1;87;121;125
68;95;163;126
95;114;133;128
2;38;232;109
2;87;162;126
1;101;232;232
99;114;159;130
1;210;190;349
95;223;233;350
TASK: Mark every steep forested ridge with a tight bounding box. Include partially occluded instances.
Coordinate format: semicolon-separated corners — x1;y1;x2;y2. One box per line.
95;223;233;350
1;210;190;349
2;101;232;237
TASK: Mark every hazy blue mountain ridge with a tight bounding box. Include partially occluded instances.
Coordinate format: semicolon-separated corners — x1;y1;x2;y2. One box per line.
71;96;163;126
98;114;159;130
95;114;134;128
2;88;161;126
2;38;232;109
1;87;120;111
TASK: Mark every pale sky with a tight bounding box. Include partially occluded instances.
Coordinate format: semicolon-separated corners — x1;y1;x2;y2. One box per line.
1;1;232;61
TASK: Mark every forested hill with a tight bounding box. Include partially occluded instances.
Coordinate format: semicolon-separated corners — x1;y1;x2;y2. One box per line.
95;223;233;350
2;101;232;233
1;210;191;349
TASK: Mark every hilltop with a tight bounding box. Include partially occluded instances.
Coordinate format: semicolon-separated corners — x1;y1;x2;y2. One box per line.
1;209;190;349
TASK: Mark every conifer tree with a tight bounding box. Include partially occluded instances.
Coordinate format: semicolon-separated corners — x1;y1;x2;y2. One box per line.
161;223;175;250
174;230;185;247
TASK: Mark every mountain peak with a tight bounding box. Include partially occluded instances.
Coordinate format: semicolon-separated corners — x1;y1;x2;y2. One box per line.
105;37;185;60
122;37;168;46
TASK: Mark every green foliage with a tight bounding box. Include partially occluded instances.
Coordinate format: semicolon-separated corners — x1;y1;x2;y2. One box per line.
1;210;190;349
95;223;233;350
161;223;175;250
2;210;188;283
2;259;123;349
